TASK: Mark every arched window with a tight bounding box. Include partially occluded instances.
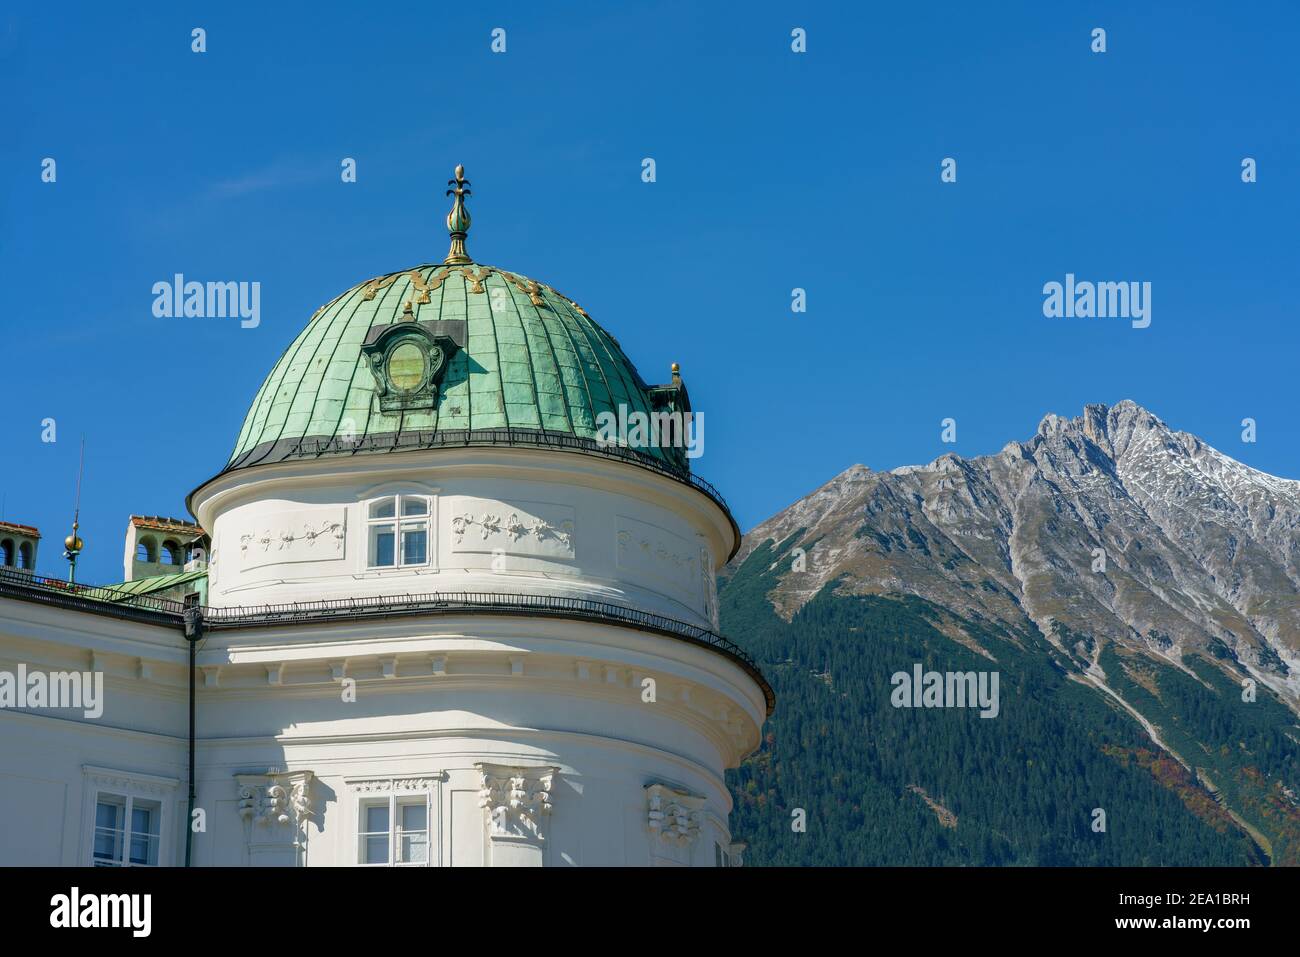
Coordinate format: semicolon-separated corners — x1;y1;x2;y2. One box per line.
0;539;13;566
136;537;157;564
161;541;180;565
18;543;32;569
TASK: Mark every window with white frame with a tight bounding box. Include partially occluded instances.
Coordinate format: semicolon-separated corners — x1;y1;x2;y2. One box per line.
358;794;431;866
366;495;430;569
84;767;177;867
92;793;162;866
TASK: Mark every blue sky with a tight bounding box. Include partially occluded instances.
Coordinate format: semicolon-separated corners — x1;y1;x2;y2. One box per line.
2;1;1298;583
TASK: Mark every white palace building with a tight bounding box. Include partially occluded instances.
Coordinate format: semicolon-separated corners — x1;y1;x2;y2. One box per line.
0;168;771;867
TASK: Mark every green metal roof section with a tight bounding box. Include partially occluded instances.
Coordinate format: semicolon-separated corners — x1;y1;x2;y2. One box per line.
226;262;670;471
82;569;209;604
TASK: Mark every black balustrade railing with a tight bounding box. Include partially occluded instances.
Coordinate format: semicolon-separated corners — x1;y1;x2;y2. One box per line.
280;426;731;520
0;567;773;714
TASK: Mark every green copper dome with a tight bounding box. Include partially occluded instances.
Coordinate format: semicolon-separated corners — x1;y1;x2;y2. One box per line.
226;261;680;471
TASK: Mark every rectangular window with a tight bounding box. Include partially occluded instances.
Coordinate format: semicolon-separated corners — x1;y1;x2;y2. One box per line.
358;793;433;866
367;495;430;569
401;525;427;565
360;803;390;864
93;797;125;866
129;801;161;865
398;801;428;864
93;794;161;866
370;525;396;567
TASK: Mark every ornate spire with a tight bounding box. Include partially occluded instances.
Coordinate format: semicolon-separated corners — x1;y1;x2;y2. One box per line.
63;437;85;584
444;164;472;265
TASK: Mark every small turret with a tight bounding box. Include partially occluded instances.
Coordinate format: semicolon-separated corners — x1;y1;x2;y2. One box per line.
0;521;40;577
124;516;209;582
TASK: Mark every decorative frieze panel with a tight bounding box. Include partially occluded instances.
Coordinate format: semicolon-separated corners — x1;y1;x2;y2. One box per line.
83;766;179;798
616;516;699;596
235;508;347;571
347;775;444;794
475;763;558;842
449;498;575;560
646;783;705;847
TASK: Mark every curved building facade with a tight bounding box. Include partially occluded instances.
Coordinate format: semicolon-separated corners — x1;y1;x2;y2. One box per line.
0;168;769;868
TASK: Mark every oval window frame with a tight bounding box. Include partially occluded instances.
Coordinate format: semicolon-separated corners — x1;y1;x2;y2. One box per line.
385;339;429;394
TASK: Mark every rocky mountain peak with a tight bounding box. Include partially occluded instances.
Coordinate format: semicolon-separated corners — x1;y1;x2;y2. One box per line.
731;402;1300;710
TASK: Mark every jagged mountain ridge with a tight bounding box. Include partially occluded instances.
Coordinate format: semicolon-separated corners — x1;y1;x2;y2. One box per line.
731;400;1300;710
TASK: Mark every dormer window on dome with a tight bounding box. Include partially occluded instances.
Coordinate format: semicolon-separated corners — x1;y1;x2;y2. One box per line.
361;321;462;414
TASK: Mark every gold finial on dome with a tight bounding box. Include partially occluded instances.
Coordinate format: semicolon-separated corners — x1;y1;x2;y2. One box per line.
671;362;681;385
63;438;86;584
444;164;472;265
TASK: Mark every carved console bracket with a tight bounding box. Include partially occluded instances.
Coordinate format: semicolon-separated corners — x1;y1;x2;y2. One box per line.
476;763;559;843
646;783;705;848
236;769;316;827
233;769;316;866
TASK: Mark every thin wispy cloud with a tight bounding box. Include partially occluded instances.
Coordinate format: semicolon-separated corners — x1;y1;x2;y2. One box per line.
205;158;329;199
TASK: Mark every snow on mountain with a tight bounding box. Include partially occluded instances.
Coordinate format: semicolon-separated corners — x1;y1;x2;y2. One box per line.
731;401;1300;708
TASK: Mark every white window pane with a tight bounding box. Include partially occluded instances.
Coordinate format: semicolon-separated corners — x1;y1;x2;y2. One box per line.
370;526;395;567
370;498;396;519
127;799;161;866
132;799;161;837
93;827;123;865
129;833;158;866
401;497;428;517
364;835;389;865
400;803;427;832
94;798;125;865
96;798;123;830
400;525;427;565
364;804;389;833
400;831;428;864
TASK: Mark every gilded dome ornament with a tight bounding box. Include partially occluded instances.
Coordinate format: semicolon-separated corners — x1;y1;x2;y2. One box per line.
444;164;472;265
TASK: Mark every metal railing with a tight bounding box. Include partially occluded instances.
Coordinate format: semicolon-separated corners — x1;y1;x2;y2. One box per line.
280;426;731;516
0;568;774;714
0;567;187;622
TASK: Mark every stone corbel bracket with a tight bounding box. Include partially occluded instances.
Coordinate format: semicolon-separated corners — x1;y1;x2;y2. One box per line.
475;762;559;842
645;782;705;848
236;769;316;827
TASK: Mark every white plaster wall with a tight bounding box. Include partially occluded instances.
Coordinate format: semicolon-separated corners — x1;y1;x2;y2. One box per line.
0;450;757;867
191;448;732;630
0;601;761;867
